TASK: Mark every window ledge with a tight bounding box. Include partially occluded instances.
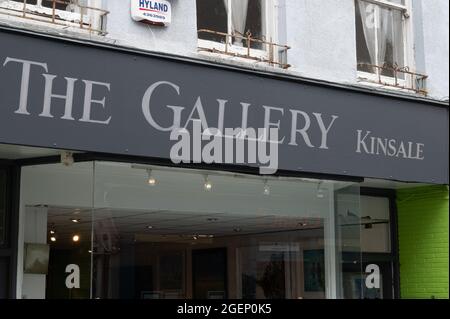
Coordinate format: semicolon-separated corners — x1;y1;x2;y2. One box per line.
195;50;292;74
0;18;111;43
356;77;426;97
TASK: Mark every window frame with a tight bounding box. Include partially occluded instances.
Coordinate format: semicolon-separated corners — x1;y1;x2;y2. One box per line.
355;0;414;89
197;0;279;62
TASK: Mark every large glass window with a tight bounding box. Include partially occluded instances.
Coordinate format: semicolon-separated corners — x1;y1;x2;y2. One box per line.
18;161;362;299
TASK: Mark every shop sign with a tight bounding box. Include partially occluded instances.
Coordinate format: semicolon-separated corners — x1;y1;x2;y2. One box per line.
0;29;448;184
131;0;171;26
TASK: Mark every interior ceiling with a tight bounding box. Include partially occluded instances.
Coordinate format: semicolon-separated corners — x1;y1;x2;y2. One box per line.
45;206;324;247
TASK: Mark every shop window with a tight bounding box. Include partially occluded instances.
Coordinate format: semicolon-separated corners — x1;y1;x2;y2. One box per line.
0;0;108;35
18;161;363;299
196;0;290;68
354;0;426;93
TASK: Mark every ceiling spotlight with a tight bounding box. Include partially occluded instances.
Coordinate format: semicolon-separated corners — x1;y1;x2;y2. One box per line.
146;225;154;229
50;236;56;242
204;175;212;191
72;234;80;242
49;230;55;235
147;169;157;186
71;218;81;223
193;235;198;240
316;182;325;199
263;180;270;196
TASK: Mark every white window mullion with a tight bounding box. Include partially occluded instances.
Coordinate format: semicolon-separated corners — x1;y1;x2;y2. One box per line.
373;5;380;77
227;0;232;45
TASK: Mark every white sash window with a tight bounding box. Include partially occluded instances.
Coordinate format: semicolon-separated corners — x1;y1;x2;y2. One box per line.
355;0;412;83
196;0;278;62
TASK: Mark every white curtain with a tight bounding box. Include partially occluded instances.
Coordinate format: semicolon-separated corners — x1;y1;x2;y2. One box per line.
224;0;249;45
358;1;377;66
377;6;392;67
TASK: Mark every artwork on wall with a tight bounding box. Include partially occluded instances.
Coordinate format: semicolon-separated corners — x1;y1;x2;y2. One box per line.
303;249;325;292
23;243;50;274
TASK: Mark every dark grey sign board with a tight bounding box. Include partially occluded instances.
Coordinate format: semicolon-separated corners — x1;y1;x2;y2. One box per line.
0;29;448;184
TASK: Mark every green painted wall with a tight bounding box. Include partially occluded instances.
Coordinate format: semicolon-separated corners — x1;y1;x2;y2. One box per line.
397;185;449;299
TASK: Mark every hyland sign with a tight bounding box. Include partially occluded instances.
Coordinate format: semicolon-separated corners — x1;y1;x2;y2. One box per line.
131;0;171;26
0;28;448;183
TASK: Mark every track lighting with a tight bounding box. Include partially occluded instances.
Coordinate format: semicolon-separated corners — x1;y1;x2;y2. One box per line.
263;179;270;195
147;169;157;186
204;175;212;191
316;182;325;199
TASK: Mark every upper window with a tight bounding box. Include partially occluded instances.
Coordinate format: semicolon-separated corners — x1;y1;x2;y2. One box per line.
355;0;408;78
197;0;264;49
0;0;107;35
196;0;290;68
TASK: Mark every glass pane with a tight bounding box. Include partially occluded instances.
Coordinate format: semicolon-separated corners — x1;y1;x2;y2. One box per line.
387;0;404;5
197;0;228;43
335;184;363;299
92;162;362;299
360;196;391;253
355;1;376;73
20;162;94;299
42;0;71;10
0;170;6;247
19;161;363;299
232;0;264;50
10;0;38;5
379;8;405;78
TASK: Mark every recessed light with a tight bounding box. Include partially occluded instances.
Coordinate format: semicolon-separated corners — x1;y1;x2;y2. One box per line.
50;236;56;242
49;230;55;234
233;228;242;233
207;218;219;222
146;225;154;229
71;218;81;223
72;235;80;242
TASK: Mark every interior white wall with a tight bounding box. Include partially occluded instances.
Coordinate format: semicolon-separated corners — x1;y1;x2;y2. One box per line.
21;206;48;299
